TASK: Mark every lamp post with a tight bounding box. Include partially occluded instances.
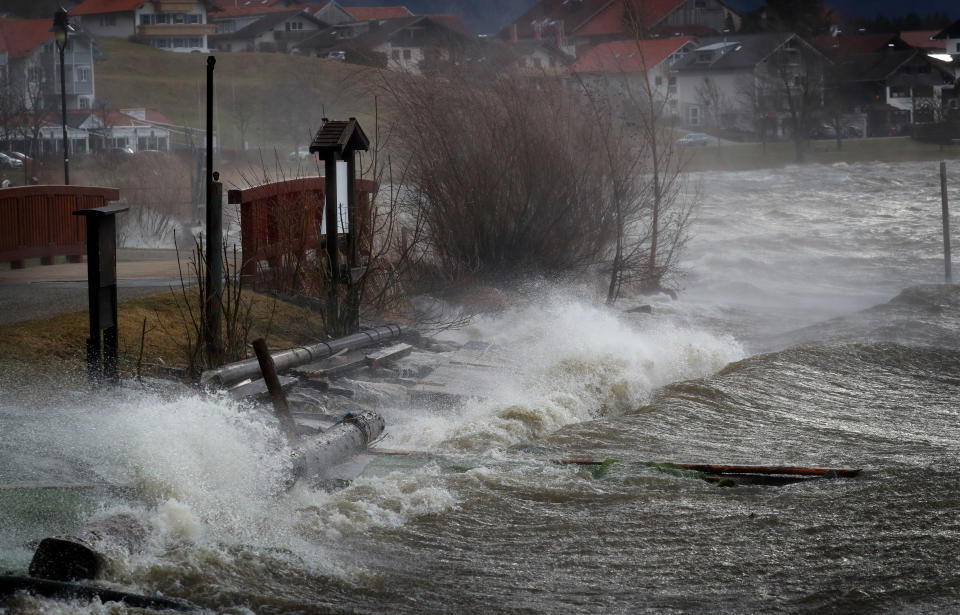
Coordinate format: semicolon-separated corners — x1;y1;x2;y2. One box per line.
51;7;74;185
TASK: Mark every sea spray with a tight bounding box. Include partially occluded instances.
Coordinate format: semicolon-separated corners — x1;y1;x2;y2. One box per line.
384;291;743;452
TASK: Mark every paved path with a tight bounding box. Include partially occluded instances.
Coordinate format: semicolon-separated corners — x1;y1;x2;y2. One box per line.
0;249;188;326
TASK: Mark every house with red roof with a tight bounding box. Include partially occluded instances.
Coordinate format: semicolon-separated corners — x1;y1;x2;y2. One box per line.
0;17;97;115
501;0;739;47
342;6;412;22
210;7;328;52
672;33;829;134
70;0;220;52
567;37;696;114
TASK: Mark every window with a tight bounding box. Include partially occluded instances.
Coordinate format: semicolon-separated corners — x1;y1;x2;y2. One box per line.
889;85;910;98
100;15;116;27
286;21;303;31
188;14;200;24
77;66;91;82
391;49;400;60
174;13;185;24
79;97;90;109
688;105;700;125
696;51;712;63
655;76;663;86
173;38;186;47
27;67;42;82
403;49;411;60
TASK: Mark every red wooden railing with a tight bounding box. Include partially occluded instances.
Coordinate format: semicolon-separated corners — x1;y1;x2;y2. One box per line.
228;176;376;283
0;185;120;268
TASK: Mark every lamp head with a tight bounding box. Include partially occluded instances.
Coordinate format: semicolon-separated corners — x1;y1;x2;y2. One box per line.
51;8;75;45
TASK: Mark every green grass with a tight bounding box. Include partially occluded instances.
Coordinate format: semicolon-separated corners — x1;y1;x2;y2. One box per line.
95;38;382;153
685;136;960;171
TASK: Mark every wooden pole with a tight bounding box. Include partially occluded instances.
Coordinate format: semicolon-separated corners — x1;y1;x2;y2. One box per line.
252;338;299;443
941;161;951;283
324;153;340;333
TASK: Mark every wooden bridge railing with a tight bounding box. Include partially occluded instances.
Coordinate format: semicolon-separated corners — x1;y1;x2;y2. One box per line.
228;176;376;284
0;185;121;268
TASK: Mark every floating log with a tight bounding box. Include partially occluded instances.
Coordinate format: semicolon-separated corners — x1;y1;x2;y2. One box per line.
200;324;407;388
290;409;385;481
28;514;146;582
0;575;197;611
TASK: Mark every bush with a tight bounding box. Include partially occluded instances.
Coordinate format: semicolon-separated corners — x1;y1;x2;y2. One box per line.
385;74;615;281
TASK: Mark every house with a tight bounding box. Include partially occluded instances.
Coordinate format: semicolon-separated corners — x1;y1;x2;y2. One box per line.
832;49;956;132
567;37;696;114
0;17;97;113
70;0;220;52
211;4;309;34
501;0;739;46
210;7;328;52
672;33;828;135
294;15;475;74
83;107;175;152
932;19;960;58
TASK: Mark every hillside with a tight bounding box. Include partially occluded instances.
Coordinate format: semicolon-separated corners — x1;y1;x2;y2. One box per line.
94;38;382;154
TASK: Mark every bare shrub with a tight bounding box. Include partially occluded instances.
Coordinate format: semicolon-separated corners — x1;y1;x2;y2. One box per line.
383;73;615;282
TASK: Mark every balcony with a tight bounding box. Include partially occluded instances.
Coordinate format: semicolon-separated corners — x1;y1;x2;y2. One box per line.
154;1;201;11
138;23;216;37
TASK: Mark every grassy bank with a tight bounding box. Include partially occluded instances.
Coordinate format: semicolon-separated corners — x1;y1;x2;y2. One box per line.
0;289;326;390
95;38;381;153
685;137;960;171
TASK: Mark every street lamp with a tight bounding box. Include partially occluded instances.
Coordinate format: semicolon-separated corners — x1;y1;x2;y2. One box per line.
51;7;74;185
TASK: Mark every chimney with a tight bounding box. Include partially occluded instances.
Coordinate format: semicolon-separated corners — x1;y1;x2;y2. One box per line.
555;20;564;47
510;23;517;44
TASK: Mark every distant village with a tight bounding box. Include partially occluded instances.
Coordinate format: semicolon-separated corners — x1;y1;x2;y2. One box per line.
1;0;959;160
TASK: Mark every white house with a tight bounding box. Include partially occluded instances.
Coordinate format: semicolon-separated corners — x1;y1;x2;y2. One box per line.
71;0;219;53
567;37;696;115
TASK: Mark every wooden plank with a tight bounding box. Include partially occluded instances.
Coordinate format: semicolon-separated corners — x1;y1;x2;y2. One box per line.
365;343;413;368
367;449;862;478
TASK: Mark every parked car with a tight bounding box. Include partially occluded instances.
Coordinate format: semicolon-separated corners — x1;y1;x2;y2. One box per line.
107;146;135;157
4;151;31;164
809;123;837;139
327;50;346;62
676;132;710;147
288;146;313;160
842;125;863;138
0;152;24;168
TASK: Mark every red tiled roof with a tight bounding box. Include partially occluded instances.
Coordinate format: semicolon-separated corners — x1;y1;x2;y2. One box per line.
899;30;945;50
810;33;905;55
214;5;304;17
344;6;412;21
422;14;471;36
574;0;684;37
0;18;55;58
568;36;692;73
71;0;146;16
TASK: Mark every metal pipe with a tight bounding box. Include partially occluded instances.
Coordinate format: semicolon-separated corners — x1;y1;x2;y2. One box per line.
290;409;384;481
199;323;407;388
58;39;69;185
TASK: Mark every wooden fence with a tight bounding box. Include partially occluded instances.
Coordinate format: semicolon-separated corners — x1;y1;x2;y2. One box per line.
0;185;120;268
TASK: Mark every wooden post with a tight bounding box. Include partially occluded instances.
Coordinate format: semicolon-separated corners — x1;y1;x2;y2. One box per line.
252;338;299;443
941;161;951;283
324;153;340;332
74;204;128;386
346;145;360;332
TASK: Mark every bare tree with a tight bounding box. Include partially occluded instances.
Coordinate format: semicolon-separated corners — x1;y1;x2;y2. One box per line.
695;76;729;132
616;0;694;296
760;37;826;162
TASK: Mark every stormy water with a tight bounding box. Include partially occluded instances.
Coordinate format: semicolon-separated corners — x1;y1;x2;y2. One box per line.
2;160;960;613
